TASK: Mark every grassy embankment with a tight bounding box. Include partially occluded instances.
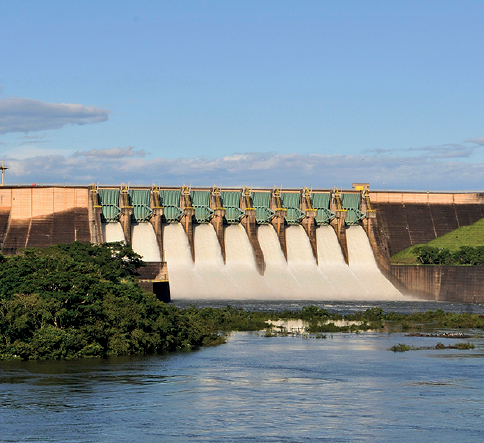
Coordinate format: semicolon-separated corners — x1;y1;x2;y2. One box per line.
390;218;484;264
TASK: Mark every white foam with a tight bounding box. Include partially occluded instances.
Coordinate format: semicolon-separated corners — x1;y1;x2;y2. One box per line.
163;223;209;297
131;223;162;262
346;225;403;299
316;225;370;298
161;221;403;300
102;222;125;243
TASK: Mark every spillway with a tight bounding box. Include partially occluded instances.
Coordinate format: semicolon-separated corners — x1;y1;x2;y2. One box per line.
346;225;403;299
163;223;209;297
193;224;234;296
162;222;404;300
316;225;370;298
286;225;336;297
131;223;162;262
225;224;270;297
102;222;125;243
257;225;301;296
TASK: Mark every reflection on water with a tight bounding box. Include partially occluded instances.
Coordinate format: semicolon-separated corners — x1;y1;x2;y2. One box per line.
1;302;484;442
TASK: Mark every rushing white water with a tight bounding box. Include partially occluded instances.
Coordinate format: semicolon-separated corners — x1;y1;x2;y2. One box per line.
316;225;370;298
346;225;403;299
162;221;403;300
286;225;337;297
193;224;234;296
102;222;125;243
257;225;301;296
131;223;162;262
224;224;271;297
163;223;209;297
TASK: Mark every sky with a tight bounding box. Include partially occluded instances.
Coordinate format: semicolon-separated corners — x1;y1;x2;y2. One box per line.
1;0;484;190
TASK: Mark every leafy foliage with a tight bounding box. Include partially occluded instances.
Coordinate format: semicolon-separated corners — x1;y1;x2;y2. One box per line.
0;242;223;360
412;245;484;265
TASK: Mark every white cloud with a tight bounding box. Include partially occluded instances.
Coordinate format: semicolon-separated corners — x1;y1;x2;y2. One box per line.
3;146;73;160
466;137;484;146
0;97;110;134
73;146;146;159
3;149;484;190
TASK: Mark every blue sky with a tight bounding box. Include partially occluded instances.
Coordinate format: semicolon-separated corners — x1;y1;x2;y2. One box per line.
1;1;484;190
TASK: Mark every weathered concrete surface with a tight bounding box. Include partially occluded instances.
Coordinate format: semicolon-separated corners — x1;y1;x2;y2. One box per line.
390;265;484;303
137;262;170;302
0;187;88;219
372;202;484;257
240;192;264;275
149;190;164;262
301;210;318;264
0;208;10;249
369;191;484;205
365;195;484;303
2;208;90;255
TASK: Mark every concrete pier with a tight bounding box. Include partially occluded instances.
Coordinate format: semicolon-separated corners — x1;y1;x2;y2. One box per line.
270;188;287;260
210;186;226;262
330;190;349;265
301;188;318;263
89;184;103;244
149;186;164;261
179;186;195;261
119;185;133;245
240;188;264;275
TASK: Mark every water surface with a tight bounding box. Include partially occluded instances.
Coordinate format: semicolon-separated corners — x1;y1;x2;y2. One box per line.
1;313;484;442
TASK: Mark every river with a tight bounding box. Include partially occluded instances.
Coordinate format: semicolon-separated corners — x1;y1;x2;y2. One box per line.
1;300;484;442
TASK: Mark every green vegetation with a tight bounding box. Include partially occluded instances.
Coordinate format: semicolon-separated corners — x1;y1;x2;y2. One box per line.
0;246;482;362
393;245;484;266
391;217;484;264
390;342;475;352
0;242;229;361
435;342;475;350
390;343;412;352
390;244;426;264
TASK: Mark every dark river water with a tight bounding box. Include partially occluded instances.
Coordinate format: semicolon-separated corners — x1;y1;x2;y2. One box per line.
1;300;484;442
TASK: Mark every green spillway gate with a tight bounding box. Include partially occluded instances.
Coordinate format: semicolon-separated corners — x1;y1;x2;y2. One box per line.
159;190;183;223
280;192;304;225
191;190;213;223
311;193;335;225
221;191;243;223
98;189;121;222
341;193;366;225
129;190;152;222
252;192;274;224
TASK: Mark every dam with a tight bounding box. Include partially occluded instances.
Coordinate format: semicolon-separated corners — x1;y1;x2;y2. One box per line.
1;183;484;302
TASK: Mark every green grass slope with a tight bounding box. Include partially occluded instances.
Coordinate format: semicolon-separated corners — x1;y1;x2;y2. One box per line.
391;218;484;264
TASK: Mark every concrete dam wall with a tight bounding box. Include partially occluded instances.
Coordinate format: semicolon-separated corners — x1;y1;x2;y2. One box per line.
367;191;484;302
1;185;484;302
